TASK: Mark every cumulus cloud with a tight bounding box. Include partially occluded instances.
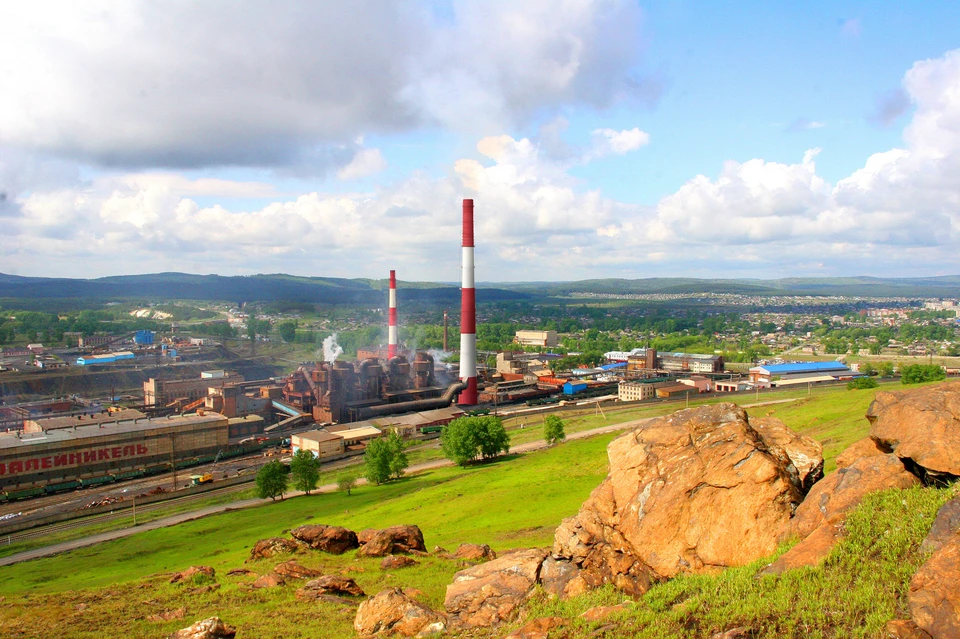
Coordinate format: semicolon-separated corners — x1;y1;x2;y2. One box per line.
337;149;388;181
0;0;647;169
590;127;651;156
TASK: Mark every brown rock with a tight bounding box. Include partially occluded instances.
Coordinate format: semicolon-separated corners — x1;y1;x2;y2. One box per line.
298;575;365;597
792;454;919;539
921;496;960;554
761;523;843;575
909;537;960;639
148;607;186;623
187;584;220;595
354;587;444;636
444;547;548;628
381;555;419;570
580;604;630;622
225;568;254;577
503;616;566;639
433;545;448;554
751;416;824;492
885;620;933;639
358;528;379;544
552;404;806;594
169;566;216;584
290;524;359;554
836;437;886;469
251;572;285;589
248;537;299;561
453;543;496;561
708;628;752;639
359;525;427;557
167;617;236;639
867;382;960;483
273;560;323;580
539;557;585;598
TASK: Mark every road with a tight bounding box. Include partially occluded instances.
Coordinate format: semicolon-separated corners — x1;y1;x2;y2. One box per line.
0;419;643;567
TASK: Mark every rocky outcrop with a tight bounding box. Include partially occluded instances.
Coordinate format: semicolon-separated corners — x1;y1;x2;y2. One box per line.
539;556;588;598
885;620;934;639
453;543;496;562
167;617;236;639
290;524;359;554
761;523;843;576
750;417;824;492
359;525;427;557
248;537;299;561
792;454;919;539
354;588;444;636
835;437;885;469
381;555;419;570
297;575;365;598
551;404;810;595
444;548;549;628
251;573;285;589
909;537;960;639
921;496;960;554
503;617;566;639
273;560;323;580
169;566;215;584
866;382;960;483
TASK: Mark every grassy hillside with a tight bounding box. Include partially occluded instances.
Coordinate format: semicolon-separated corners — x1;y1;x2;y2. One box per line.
0;382;950;639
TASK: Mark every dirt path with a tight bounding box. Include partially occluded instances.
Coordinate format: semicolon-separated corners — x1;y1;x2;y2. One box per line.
0;419;643;567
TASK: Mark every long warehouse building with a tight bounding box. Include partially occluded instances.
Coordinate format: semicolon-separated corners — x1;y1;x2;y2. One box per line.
0;413;229;492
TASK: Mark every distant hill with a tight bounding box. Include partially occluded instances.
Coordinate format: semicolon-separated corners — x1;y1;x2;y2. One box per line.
0;272;527;306
487;276;960;298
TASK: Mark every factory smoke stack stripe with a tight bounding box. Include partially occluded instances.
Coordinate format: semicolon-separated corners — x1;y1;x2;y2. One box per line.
388;269;398;359
459;199;478;405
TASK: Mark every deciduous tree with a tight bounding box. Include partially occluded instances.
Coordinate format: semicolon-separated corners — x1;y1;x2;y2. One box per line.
289;448;320;494
255;460;288;501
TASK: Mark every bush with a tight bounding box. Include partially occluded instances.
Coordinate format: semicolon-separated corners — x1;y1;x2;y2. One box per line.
544;414;566;444
336;472;357;495
847;377;879;390
900;363;946;384
289;448;320;494
441;416;511;466
254;460;288;501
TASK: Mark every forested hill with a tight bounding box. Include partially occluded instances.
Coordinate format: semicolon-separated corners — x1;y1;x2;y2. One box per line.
0;273;527;305
489;275;960;298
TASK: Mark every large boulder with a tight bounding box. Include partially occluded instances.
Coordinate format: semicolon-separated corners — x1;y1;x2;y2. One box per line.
552;404;808;594
359;525;427;557
444;548;549;628
248;537;299;561
381;555;419;570
750;416;824;492
273;560;323;580
355;588;444;637
290;524;359;554
866;382;960;483
921;496;960;554
792;454;919;539
835;437;885;469
167;617;236;639
909;537;960;639
297;575;365;598
453;543;497;562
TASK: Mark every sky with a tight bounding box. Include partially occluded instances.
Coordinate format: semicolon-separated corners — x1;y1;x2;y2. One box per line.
1;1;960;283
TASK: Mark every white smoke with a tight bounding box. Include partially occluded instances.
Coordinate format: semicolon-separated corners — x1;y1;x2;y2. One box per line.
322;333;343;363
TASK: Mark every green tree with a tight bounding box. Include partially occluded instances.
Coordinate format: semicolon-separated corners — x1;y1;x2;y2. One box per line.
364;437;393;485
386;430;408;480
277;321;297;343
255;460;288;501
337;472;358;495
859;362;877;376
900;364;946;384
544;414;566;444
847;377;879;390
877;361;895;377
289;448;320;494
441;416;510;466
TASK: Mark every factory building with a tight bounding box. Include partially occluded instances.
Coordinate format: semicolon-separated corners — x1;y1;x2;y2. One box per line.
24;409;147;433
625;349;724;374
143;371;244;406
0;413;229;491
514;330;559;348
76;351;135;366
748;362;856;386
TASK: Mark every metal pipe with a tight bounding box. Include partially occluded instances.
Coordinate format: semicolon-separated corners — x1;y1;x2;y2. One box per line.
458;199;478;405
357;380;468;418
388;269;398;359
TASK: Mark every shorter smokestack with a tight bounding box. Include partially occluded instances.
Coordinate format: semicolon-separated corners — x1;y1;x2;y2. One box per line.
459;199;478;405
388;270;398;359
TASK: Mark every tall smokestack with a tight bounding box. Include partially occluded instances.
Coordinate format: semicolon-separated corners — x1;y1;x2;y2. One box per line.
388;269;398;359
459;199;478;405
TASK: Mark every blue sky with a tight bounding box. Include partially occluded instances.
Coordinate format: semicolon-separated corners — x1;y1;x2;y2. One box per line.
1;1;960;282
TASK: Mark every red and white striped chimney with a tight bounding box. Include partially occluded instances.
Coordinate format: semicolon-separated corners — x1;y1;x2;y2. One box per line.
458;199;478;405
388;269;398;359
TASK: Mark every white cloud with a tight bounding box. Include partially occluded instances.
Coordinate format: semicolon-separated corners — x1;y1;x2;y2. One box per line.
336;149;388;181
590;127;651;156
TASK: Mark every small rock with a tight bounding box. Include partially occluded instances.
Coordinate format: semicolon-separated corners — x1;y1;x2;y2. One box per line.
885;620;933;639
381;555;419;570
187;584;220;595
432;545;448;555
298;575;365;598
290;524;359;554
169;566;216;584
148;608;187;623
273;560;323;580
252;573;285;589
580;603;630;622
75;603;88;612
226;568;254;577
415;620;447;637
503;616;566;639
167;616;236;639
452;543;496;561
355;587;444;637
248;537;300;561
708;628;752;639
